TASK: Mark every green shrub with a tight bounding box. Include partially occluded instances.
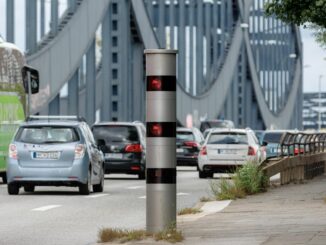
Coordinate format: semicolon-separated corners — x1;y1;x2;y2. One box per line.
236;162;268;194
210;162;267;200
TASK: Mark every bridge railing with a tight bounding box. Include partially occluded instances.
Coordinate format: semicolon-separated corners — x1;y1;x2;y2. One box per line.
262;132;326;185
279;132;326;157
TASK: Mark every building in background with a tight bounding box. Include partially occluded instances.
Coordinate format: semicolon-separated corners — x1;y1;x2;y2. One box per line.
303;92;326;130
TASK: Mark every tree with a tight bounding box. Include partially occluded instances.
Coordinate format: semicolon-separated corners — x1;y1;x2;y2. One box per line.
265;0;326;47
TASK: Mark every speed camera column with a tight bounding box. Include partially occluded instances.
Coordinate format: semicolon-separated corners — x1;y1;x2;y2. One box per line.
144;49;177;233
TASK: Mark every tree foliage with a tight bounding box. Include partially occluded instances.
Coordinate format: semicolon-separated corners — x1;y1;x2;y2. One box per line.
265;0;326;47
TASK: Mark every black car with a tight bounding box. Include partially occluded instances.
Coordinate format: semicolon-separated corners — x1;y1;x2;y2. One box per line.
92;121;146;179
176;127;204;167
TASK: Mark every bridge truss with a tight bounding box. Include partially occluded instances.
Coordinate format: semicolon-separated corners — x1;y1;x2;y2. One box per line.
2;0;302;129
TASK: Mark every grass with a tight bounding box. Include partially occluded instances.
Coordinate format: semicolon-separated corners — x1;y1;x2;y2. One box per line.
98;225;184;244
199;196;212;202
177;207;202;215
210;162;268;200
98;228;147;243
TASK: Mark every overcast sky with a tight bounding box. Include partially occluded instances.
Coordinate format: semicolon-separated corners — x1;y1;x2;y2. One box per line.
0;0;325;93
301;28;326;93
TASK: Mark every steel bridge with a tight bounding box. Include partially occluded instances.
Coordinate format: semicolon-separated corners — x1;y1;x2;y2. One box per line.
2;0;303;129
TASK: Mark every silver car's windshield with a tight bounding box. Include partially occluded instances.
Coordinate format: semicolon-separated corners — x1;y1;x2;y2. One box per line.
208;132;247;144
15;126;80;144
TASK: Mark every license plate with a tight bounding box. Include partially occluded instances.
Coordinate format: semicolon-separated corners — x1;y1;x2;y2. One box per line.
218;149;236;154
176;148;184;153
105;153;123;159
33;152;60;160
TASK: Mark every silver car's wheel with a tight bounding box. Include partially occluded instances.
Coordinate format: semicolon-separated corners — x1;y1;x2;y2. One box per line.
8;183;19;195
79;169;91;195
93;166;104;193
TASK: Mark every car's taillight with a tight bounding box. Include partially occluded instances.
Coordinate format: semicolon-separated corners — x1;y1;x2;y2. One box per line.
184;141;199;148
125;144;142;153
9;144;18;159
75;144;85;159
294;147;299;155
199;146;207;155
248;146;256;156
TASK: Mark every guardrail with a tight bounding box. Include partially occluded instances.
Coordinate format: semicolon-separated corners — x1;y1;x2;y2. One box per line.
262;132;326;185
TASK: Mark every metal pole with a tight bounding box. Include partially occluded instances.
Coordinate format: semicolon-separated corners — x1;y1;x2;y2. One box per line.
145;49;177;233
319;75;323;131
27;71;32;118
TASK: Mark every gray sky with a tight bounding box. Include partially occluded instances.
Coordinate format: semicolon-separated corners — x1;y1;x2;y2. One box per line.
301;28;326;93
0;0;324;93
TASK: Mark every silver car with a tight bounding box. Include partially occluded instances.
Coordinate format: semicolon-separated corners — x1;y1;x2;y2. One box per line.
198;128;263;178
7;116;105;195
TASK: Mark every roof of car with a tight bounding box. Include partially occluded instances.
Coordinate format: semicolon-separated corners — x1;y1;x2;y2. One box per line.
177;127;193;132
210;128;250;134
93;121;144;127
20;120;82;127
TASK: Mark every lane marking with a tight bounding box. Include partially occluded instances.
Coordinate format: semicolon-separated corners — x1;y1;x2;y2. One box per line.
126;186;143;190
84;194;109;199
177;192;190;196
32;205;62;212
139;196;146;199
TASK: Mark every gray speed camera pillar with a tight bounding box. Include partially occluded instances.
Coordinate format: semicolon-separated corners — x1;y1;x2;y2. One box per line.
145;49;177;233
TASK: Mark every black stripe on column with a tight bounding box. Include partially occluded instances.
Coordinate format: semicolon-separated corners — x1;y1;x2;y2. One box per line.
146;122;176;137
146;76;176;91
146;168;176;184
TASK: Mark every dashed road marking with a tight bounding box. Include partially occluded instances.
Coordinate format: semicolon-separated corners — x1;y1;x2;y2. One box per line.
177;192;190;196
84;194;109;199
32;205;62;212
139;196;146;199
126;186;143;190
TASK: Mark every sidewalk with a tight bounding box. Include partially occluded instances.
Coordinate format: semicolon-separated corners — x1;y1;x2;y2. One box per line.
101;175;326;245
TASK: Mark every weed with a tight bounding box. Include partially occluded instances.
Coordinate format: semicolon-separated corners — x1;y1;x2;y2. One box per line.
154;225;184;243
98;224;184;243
200;196;212;202
209;162;267;200
178;207;202;215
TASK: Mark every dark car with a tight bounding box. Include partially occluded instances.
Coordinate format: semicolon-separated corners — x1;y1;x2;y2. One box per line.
92;121;146;179
176;127;204;167
261;130;287;159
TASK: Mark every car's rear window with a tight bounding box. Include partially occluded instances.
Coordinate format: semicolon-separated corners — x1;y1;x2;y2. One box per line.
177;131;194;142
208;132;248;144
15;126;79;144
92;125;139;143
263;133;284;143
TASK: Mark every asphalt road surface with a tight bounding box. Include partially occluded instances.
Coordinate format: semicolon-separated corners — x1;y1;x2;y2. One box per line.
0;167;218;245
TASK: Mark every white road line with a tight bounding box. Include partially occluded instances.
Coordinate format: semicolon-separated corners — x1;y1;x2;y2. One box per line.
139;196;146;199
126;186;143;190
84;194;109;199
32;205;62;212
177;192;190;196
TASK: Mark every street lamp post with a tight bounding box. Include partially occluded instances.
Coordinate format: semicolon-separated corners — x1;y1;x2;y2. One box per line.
318;75;323;131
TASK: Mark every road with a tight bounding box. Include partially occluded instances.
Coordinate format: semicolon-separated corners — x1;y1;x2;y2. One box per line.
0;167;216;245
